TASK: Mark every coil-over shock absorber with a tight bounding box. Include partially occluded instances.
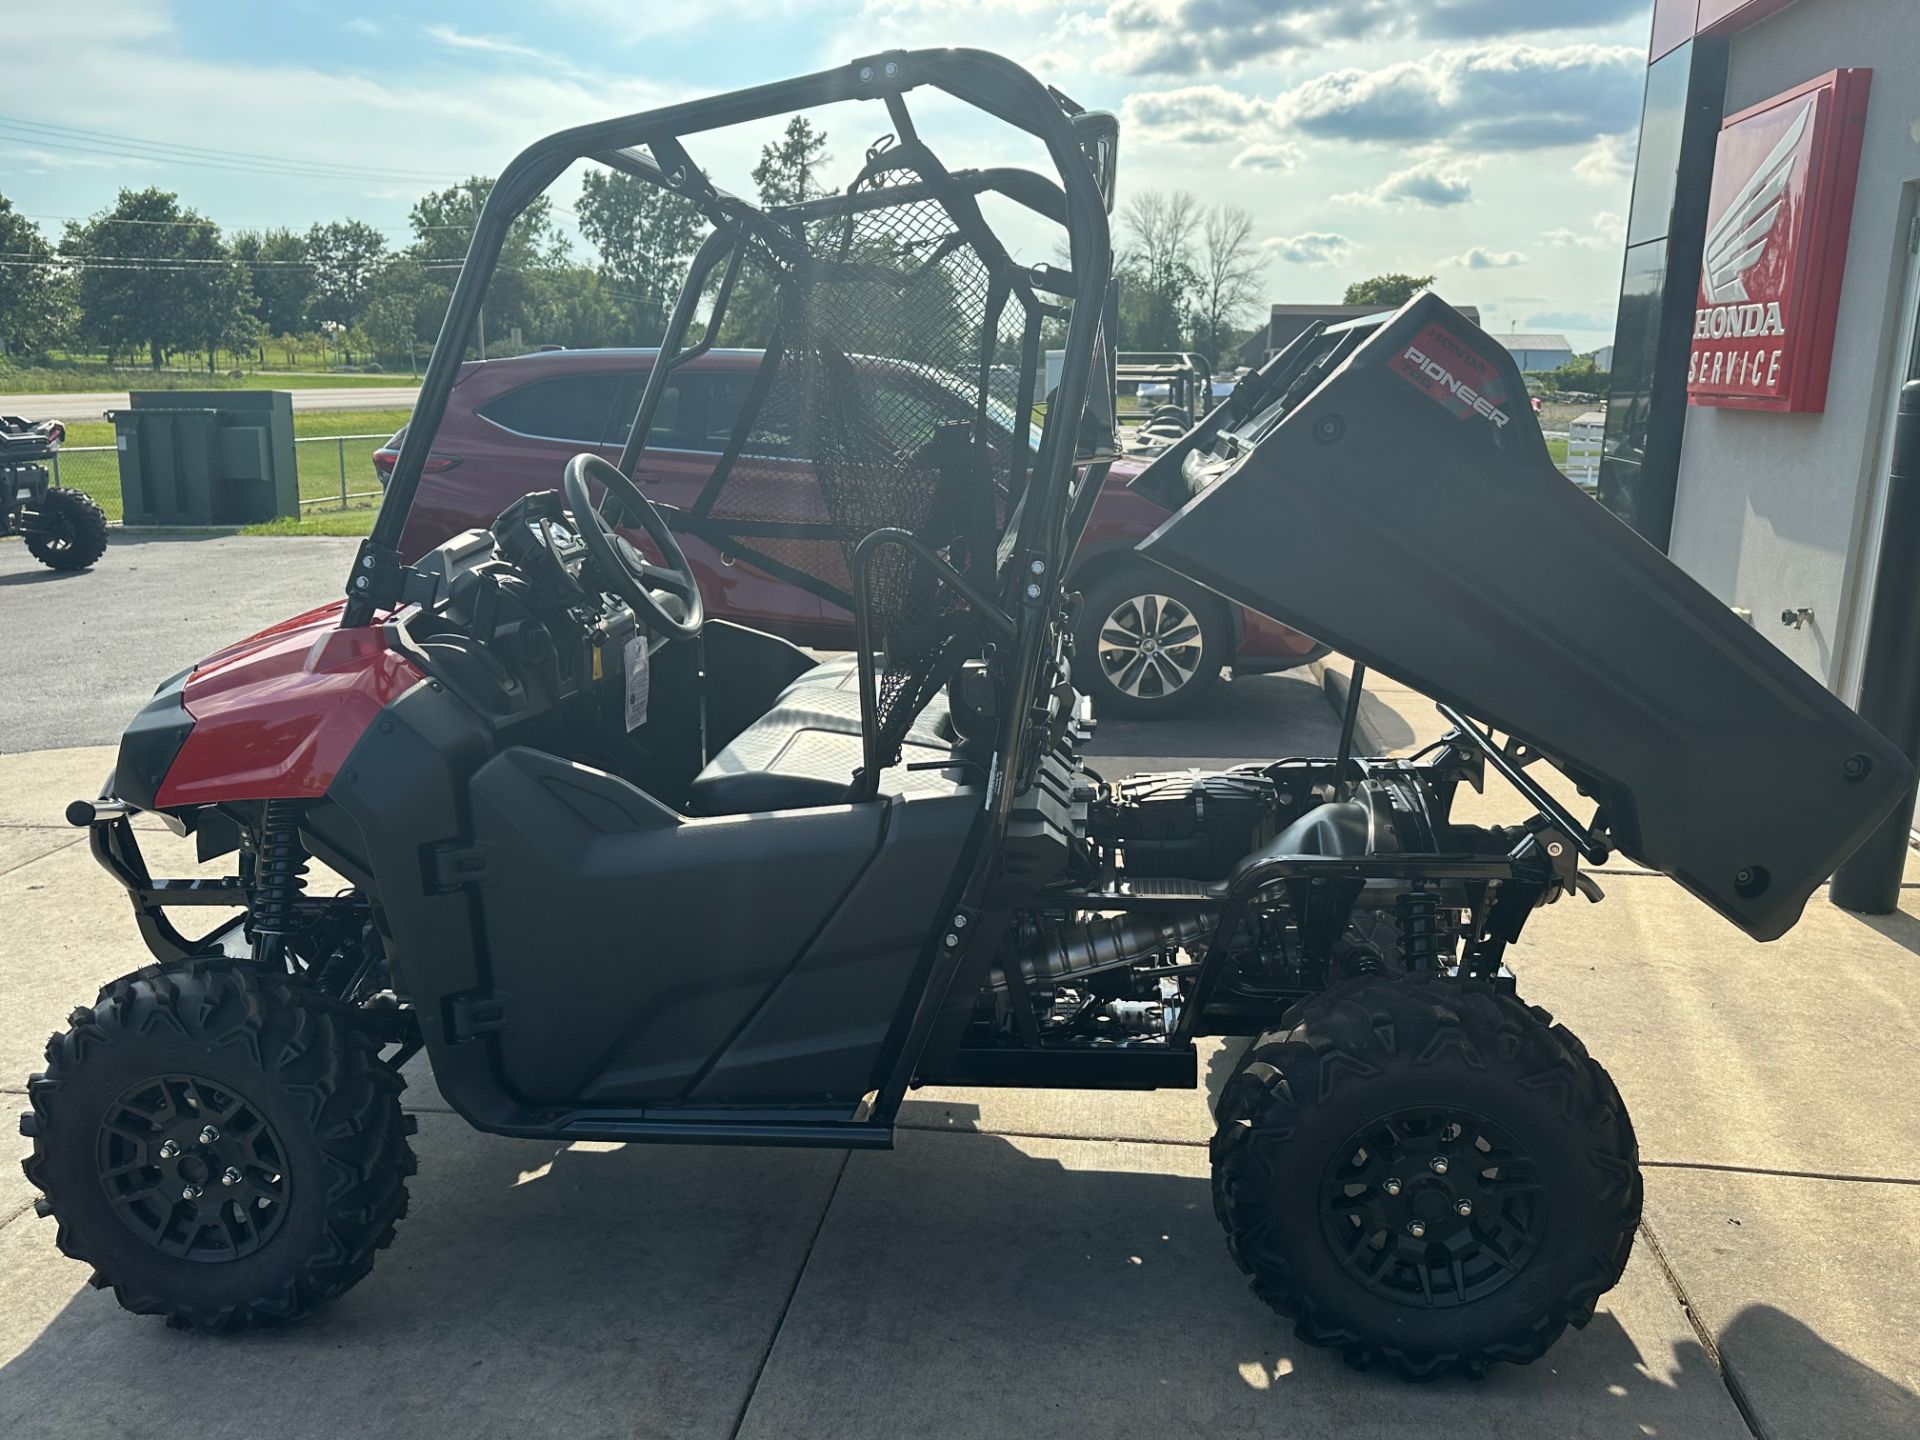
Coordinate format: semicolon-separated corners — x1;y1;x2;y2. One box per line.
1396;889;1439;972
252;799;309;968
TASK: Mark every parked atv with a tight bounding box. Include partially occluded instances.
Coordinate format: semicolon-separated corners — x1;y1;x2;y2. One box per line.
1;415;107;571
20;50;1911;1382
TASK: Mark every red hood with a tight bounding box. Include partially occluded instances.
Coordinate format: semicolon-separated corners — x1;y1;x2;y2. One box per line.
156;603;423;806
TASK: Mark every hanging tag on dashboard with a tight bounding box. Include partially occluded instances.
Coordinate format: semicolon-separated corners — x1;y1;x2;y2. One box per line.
623;634;650;731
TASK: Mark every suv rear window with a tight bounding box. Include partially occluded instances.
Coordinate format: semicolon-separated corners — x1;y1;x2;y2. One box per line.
478;373;626;444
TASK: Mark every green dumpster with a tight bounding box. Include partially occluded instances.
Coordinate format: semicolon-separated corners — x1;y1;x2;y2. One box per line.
109;390;298;526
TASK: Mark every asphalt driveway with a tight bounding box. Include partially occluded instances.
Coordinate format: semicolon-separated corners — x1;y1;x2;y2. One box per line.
0;534;357;753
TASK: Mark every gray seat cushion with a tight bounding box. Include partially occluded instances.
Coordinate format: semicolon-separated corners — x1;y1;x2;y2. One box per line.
685;656;955;816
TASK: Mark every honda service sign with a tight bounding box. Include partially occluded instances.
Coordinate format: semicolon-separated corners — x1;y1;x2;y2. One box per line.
1689;69;1870;413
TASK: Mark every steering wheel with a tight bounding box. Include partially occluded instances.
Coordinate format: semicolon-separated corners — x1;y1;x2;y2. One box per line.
562;453;703;641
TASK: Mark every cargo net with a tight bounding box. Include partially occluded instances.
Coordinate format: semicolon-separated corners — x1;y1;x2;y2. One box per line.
696;156;1035;769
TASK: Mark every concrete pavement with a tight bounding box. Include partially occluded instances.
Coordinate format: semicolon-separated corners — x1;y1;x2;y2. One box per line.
0;649;1916;1433
0;387;419;425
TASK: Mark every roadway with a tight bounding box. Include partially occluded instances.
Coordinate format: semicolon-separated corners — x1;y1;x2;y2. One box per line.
0;387;419;424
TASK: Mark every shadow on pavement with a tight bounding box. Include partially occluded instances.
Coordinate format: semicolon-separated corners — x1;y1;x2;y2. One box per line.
1718;1304;1920;1438
0;1113;1761;1440
0;569;80;589
1841;904;1920;960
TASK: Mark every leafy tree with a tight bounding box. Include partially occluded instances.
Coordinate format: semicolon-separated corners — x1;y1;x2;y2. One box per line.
1544;354;1608;393
407;177;565;352
362;253;448;368
708;118;835;347
0;194;65;358
1191;204;1262;366
231;228;313;339
1119;189;1200;350
177;224;256;372
63;188;227;368
1342;273;1434;306
305;220;387;329
575;168;705;343
752;117;831;207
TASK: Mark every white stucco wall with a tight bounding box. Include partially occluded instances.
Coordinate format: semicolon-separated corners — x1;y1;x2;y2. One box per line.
1665;0;1920;693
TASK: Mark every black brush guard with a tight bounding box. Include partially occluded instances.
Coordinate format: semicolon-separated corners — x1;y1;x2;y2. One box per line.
1139;293;1912;940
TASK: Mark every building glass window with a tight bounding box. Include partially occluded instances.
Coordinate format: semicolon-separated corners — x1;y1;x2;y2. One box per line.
1627;45;1694;246
1599;240;1669;533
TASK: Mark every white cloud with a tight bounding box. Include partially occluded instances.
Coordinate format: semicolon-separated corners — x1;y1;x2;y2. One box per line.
1095;0;1649;77
1119;85;1272;144
1276;43;1642;150
424;26;559;64
1542;210;1627;249
1231;142;1302;172
1336;158;1476;208
1450;246;1527;269
1574;133;1637;185
1263;230;1352;264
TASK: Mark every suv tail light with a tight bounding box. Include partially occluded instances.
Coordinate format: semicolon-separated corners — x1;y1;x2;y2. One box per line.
372;447;461;487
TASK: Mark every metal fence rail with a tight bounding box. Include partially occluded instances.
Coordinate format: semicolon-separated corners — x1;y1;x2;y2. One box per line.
44;434;388;523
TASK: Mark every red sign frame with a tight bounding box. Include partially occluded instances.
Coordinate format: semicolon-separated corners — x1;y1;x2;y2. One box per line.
1688;68;1871;414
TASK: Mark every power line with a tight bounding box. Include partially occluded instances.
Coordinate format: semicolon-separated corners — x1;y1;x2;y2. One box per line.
0;114;453;184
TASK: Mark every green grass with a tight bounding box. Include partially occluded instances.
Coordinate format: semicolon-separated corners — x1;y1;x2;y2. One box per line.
242;511;378;537
0;362;417;395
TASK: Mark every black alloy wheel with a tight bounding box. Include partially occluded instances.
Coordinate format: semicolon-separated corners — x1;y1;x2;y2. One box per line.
95;1072;294;1262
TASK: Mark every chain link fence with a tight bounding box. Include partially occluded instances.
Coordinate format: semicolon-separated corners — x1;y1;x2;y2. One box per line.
42;434;387;524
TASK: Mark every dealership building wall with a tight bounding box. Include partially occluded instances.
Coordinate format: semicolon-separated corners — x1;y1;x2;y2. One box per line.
1603;0;1920;703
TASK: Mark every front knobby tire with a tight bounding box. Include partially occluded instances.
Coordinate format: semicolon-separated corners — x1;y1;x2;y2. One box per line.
24;486;109;571
1210;973;1640;1381
19;959;415;1331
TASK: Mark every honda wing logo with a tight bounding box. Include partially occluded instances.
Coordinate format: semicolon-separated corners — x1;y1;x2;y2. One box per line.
1701;98;1810;304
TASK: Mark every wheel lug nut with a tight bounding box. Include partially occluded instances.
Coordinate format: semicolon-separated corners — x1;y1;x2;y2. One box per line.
1429;1156;1449;1175
181;1184;202;1200
222;1167;243;1187
198;1125;219;1144
1383;1178;1402;1197
1456;1199;1473;1217
1407;1221;1426;1239
159;1140;180;1159
255;1197;271;1210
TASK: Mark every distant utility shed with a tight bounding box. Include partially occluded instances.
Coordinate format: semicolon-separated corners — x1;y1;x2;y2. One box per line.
1497;333;1574;373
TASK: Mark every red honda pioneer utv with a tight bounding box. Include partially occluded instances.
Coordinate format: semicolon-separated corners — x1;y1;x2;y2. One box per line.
20;51;1911;1381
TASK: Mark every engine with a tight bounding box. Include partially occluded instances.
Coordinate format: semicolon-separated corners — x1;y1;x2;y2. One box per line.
983;754;1479;1049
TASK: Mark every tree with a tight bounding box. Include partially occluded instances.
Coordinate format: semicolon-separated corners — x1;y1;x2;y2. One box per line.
1119;189;1200;349
305;220;387;329
63;188;226;368
0;194;64;358
407;177;565;353
1343;273;1434;306
575;169;705;343
752;116;831;208
1544;354;1608;393
1191;204;1262;366
176;224;255;373
231;228;312;340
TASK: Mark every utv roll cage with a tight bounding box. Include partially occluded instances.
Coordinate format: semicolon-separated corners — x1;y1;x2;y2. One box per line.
346;48;1121;1123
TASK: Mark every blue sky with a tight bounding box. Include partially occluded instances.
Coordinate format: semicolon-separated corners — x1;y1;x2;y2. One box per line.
1;1;1654;351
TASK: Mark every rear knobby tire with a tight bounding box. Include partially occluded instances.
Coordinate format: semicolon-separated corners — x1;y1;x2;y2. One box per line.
24;486;109;571
19;959;415;1331
1210;973;1640;1381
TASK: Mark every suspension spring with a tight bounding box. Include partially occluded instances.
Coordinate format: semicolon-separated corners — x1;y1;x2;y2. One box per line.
1396;889;1439;972
253;799;309;967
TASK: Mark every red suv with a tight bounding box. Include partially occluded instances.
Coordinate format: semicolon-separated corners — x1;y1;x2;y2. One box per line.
380;348;1322;717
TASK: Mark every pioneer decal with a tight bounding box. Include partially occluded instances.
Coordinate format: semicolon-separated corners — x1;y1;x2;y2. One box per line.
1388;321;1513;430
1689;69;1871;413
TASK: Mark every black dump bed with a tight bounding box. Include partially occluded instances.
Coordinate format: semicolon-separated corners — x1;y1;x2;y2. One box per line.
1138;292;1911;940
